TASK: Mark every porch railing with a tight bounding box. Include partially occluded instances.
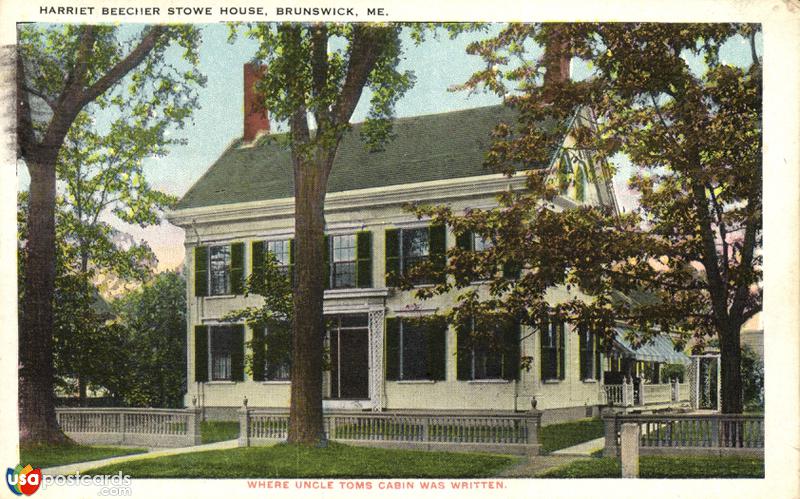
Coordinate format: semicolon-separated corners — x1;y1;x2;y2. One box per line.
603;379;689;407
603;412;764;457
239;407;542;456
56;407;202;448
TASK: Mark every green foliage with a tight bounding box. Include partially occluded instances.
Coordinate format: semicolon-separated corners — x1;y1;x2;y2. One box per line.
19;443;146;469
200;421;240;444
740;344;764;410
112;272;187;407
662;363;686;383
539;418;605;454
405;25;761;410
539;456;764;478
85;442;517;478
224;252;292;378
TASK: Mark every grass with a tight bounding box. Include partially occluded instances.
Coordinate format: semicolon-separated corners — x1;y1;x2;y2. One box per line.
84;441;518;478
539;418;605;454
538;455;765;478
201;421;239;444
20;443;146;468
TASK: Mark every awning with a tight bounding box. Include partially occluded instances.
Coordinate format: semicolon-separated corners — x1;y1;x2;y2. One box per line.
612;327;690;364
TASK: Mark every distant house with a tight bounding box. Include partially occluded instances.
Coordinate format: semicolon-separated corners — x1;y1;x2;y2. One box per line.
167;64;690;423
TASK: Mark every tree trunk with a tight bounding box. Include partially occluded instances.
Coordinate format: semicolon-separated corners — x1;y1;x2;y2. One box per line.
718;322;743;414
287;159;328;445
78;378;87;407
19;161;69;444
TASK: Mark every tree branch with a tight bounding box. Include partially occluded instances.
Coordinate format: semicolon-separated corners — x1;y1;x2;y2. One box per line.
78;25;165;109
333;25;387;127
15;47;36;159
309;24;332;133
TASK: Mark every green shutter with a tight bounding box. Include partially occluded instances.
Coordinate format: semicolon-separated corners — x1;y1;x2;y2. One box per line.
456;323;471;380
194;246;208;297
194;325;208;382
386;318;400;380
231;242;245;295
385;229;400;287
252;241;265;283
323;235;331;290
429;224;447;283
594;332;602;381
503;322;521;381
231;325;245;382
356;231;373;288
578;325;587;379
251;327;266;382
426;318;447;381
456;230;472;251
540;319;549;380
558;320;566;380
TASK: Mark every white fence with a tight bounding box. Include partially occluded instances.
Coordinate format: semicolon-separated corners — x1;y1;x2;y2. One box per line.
603;412;764;457
239;407;543;456
56;407;202;448
603;379;689;407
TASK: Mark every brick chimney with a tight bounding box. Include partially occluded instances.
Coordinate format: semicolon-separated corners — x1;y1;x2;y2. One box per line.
543;26;571;86
243;63;269;142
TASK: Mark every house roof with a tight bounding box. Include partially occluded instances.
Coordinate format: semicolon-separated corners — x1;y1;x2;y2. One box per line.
612;327;691;365
175;105;564;210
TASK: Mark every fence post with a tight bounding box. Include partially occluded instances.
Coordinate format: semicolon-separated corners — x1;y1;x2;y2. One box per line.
187;406;202;446
620;423;640;478
525;409;543;457
621;378;630;407
602;408;619;457
637;378;645;406
120;411;127;446
238;400;250;447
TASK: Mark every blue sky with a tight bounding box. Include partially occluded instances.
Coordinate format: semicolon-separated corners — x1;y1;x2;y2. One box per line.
19;24;760;271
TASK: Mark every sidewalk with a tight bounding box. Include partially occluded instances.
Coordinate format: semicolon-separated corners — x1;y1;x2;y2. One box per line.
550;436;605;457
43;439;239;476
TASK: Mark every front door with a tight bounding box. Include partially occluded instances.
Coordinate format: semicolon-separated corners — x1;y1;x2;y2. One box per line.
327;314;369;400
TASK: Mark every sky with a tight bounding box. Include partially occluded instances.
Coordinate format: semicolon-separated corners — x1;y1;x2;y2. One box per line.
18;24;760;272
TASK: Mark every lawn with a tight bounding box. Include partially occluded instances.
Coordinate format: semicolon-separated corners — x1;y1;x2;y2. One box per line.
538;455;765;478
539;418;605;454
84;442;518;478
201;421;239;444
20;443;146;468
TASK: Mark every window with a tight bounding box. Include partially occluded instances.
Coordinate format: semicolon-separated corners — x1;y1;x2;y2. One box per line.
267;240;292;274
265;326;291;381
209;246;232;296
386;317;446;381
457;320;520;381
251;326;291;381
323;232;372;289
578;325;602;381
331;234;356;288
456;229;520;280
541;318;565;381
385;225;446;286
194;243;244;296
210;327;232;380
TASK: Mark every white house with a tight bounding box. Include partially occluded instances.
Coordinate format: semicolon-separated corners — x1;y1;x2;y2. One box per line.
167;65;689;423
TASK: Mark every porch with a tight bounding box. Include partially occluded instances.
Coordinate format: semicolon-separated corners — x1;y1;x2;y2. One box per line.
601;328;692;410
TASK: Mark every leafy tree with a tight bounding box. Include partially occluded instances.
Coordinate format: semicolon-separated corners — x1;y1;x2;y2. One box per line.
232;22;420;444
223;253;293;382
112;272;187;408
58;111;178;280
17;24;204;443
409;23;761;413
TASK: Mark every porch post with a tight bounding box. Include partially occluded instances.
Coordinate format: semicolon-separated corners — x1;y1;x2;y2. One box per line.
637;378;645;406
368;308;386;412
